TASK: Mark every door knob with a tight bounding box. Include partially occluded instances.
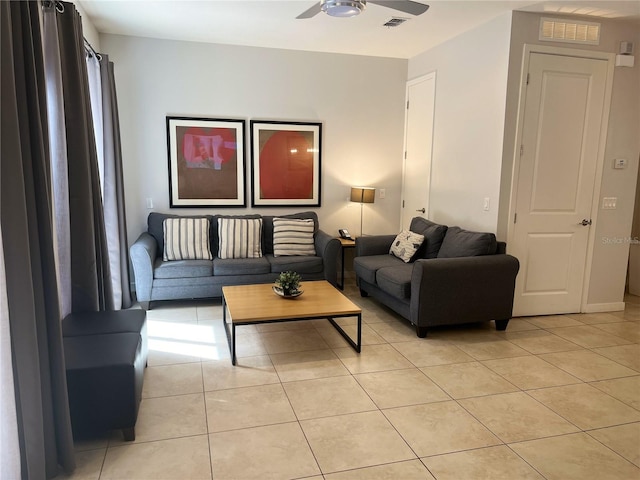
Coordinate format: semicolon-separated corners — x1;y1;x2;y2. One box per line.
579;219;592;226
416;208;426;214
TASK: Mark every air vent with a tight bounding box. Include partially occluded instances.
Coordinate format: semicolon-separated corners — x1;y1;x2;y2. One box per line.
540;17;600;45
383;17;408;28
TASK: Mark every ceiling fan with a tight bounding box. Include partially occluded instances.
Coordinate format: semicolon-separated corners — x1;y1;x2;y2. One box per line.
297;0;430;19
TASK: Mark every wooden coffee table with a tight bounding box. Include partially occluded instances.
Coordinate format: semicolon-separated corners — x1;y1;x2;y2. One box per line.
222;280;361;365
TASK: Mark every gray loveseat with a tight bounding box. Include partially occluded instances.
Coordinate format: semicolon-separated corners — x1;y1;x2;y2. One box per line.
354;217;520;337
130;211;339;309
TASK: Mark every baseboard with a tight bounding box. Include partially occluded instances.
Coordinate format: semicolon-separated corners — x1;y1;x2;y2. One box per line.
583;302;626;313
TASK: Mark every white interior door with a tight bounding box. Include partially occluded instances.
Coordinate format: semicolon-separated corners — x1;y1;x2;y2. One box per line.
401;73;436;230
511;52;609;316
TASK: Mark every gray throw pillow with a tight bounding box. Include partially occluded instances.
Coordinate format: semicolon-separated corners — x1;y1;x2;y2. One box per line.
409;217;448;259
437;226;497;258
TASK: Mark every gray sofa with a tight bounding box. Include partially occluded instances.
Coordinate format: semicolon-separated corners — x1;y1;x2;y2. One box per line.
130;211;339;309
354;217;520;337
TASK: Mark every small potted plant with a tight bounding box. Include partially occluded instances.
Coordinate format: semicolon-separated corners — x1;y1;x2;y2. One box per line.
275;271;302;297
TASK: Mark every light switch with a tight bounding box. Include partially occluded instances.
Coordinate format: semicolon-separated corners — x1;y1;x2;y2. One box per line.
146;197;154;209
379;189;386;199
483;197;490;211
602;197;617;209
614;158;627;169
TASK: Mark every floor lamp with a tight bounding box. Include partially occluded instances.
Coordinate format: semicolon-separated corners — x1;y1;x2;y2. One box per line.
350;187;375;237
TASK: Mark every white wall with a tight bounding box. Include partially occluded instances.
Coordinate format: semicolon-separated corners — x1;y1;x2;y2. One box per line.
99;34;408;247
500;12;640;309
407;13;512;234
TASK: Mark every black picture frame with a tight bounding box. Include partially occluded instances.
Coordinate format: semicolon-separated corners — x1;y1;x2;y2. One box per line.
167;116;246;207
250;120;322;207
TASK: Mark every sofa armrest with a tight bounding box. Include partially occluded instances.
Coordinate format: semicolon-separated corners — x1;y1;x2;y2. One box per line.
355;235;396;257
129;233;157;303
410;254;520;327
315;230;340;287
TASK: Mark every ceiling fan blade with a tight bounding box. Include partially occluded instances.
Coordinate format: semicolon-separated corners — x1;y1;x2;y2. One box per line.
296;2;322;19
369;1;429;16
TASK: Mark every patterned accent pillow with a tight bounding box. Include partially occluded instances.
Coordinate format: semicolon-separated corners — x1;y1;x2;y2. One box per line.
163;218;212;261
218;218;263;259
389;229;425;263
273;218;315;257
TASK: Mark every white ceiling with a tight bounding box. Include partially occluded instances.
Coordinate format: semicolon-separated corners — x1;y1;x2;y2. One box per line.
78;0;640;59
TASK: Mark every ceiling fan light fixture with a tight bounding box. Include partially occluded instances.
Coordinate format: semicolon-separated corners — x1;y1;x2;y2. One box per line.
321;0;366;17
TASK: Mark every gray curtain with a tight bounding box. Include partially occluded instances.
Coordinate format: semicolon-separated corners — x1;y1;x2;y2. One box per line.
1;1;75;477
43;0;72;319
99;55;133;309
56;1;114;312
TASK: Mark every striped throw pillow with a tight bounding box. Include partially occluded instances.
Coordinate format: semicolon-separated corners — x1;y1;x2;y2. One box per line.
163;218;212;261
273;218;315;257
218;218;263;259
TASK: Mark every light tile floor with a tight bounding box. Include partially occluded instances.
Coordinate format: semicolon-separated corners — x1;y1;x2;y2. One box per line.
63;285;640;480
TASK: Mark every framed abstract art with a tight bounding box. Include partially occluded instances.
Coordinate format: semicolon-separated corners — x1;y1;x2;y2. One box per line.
250;120;322;207
167;116;246;207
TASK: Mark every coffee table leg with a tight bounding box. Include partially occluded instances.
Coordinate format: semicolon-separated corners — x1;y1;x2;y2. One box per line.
357;313;361;352
222;295;237;365
338;246;346;290
328;315;361;353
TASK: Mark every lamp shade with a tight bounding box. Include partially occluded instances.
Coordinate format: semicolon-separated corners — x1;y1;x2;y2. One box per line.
350;187;375;204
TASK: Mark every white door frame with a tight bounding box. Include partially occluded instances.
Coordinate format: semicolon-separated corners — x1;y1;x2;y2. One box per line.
400;71;437;230
506;44;615;313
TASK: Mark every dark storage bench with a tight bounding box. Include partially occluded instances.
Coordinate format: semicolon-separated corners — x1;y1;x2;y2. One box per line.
63;309;147;441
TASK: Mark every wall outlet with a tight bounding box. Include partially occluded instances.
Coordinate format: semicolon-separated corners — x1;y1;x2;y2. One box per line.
379;189;386;199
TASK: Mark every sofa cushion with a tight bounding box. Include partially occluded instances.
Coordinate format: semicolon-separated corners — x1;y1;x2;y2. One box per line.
266;254;323;274
410;217;448;259
437;226;497;258
218;217;263;259
354;254;406;284
162;217;213;261
273;218;316;256
148;212;215;257
376;264;413;299
390;230;425;263
211;214;262;258
154;259;213;279
213;257;271;276
263;212;318;254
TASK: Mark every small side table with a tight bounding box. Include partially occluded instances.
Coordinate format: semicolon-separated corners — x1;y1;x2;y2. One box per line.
337;237;356;290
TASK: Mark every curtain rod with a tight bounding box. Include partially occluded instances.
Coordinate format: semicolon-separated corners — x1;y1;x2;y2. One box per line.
42;0;64;13
41;1;102;61
84;38;102;61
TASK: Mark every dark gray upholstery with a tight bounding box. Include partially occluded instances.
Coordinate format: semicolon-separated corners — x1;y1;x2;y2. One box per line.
437;226;498;258
63;310;147;441
409;217;448;259
266;254;324;274
355;218;519;337
213;257;271;276
376;264;413;299
354;254;405;284
154;259;213;279
131;212;339;308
